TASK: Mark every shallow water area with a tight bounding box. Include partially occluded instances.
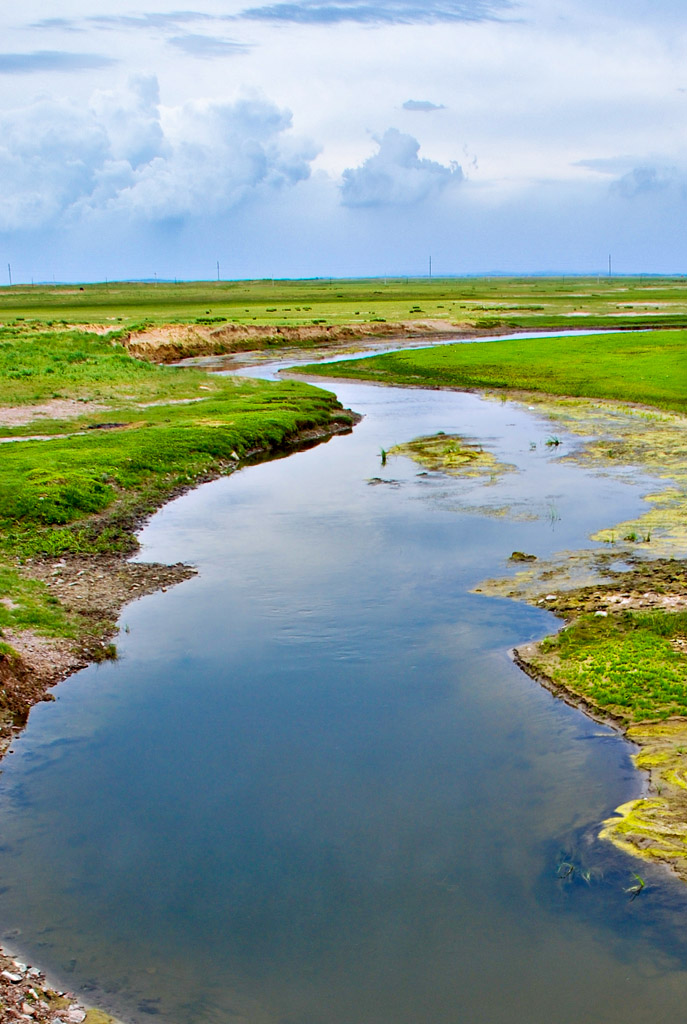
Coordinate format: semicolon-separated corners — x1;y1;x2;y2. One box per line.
1;351;687;1024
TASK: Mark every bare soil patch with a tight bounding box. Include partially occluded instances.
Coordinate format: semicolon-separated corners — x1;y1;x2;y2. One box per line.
0;400;106;427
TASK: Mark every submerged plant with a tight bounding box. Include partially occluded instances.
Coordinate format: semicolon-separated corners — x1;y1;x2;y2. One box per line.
625;873;645;901
546;503;561;526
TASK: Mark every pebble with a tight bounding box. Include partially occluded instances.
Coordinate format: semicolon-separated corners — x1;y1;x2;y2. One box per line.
2;969;24;983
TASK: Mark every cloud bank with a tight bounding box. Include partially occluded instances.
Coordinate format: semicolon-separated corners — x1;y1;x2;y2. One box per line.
0;77;318;232
341;128;463;206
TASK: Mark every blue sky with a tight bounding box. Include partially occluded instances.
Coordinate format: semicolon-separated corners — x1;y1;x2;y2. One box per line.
1;0;686;281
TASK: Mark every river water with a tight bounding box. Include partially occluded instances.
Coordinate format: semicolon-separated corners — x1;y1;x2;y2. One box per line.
1;355;687;1024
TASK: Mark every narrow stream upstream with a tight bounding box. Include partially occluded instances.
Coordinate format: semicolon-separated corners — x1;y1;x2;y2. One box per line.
1;347;687;1024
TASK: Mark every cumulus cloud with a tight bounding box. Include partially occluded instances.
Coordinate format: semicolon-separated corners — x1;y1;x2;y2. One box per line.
168;34;250;58
341;128;462;206
241;0;512;25
0;51;116;73
0;78;318;231
402;99;446;112
90;75;166;168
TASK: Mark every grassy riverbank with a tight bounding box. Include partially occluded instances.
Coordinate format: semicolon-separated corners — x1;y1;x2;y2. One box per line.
305;328;687;879
0;322;352;749
303;328;687;414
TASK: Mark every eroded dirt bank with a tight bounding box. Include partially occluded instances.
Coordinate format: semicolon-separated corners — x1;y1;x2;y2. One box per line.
124;319;476;363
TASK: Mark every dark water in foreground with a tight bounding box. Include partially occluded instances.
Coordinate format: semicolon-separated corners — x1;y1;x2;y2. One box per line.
1;376;687;1024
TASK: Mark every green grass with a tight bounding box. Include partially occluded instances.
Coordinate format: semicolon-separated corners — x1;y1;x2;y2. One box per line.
537;611;687;722
305;329;687;414
3;276;687;333
0;325;346;652
0;565;75;637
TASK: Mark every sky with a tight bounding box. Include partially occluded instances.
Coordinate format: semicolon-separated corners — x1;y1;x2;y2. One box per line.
1;0;686;281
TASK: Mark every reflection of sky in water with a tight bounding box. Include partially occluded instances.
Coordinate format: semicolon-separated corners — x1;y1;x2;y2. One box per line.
0;372;686;1024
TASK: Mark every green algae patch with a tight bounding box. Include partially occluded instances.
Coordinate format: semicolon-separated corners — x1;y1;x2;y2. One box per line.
390;433;515;480
505;393;687;559
84;1010;122;1024
476;548;623;602
600;720;687;881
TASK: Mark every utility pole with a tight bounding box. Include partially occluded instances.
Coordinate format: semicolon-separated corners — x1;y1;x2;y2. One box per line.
608;253;612;278
429;254;432;278
217;260;220;282
7;263;11;286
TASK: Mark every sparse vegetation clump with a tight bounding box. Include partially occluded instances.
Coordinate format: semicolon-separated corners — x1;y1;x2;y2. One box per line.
389;432;515;479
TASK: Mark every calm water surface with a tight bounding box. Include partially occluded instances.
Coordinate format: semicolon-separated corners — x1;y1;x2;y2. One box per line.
1;367;686;1024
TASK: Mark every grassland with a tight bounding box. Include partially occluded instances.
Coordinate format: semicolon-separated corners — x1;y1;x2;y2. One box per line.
0;325;349;559
3;275;687;335
303;328;687;414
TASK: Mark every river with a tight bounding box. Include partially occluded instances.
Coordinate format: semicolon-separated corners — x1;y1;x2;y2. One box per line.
1;352;687;1023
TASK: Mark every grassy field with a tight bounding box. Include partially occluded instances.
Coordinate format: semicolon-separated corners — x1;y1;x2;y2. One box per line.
533;610;687;722
3;276;687;333
0;323;347;650
304;329;687;414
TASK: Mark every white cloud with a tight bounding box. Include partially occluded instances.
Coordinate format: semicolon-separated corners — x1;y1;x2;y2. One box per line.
0;96;110;230
0;78;319;231
341;128;463;206
402;99;446;112
90;74;166;168
168;34;250;58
